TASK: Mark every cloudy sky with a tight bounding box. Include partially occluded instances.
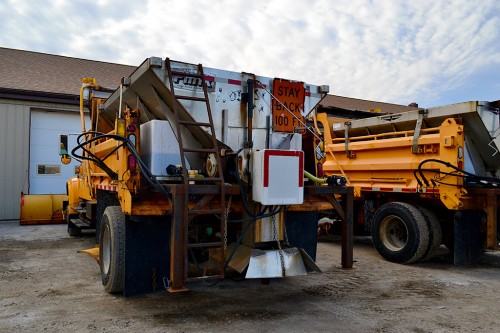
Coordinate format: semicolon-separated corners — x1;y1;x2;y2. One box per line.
1;0;499;107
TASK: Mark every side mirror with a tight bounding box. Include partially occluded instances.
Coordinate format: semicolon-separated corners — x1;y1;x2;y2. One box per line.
59;134;72;165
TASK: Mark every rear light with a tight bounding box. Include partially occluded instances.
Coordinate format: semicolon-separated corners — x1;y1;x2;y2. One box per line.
128;155;137;172
117;118;126;137
128;134;136;147
457;146;464;171
317;162;324;178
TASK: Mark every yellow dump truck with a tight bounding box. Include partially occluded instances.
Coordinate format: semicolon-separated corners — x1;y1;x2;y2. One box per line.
59;57;354;296
315;101;500;265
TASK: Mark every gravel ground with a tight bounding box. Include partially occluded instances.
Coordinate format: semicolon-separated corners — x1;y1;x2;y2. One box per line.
1;221;499;333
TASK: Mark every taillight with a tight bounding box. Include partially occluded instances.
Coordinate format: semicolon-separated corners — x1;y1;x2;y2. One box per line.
317;162;324;178
128;134;136;147
117;118;126;137
128;155;137;172
457;146;464;171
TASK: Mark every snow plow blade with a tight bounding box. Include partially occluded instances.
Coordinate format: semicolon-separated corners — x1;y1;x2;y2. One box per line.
19;193;67;225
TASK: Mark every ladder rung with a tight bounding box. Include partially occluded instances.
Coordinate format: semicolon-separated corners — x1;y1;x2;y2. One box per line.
186;275;224;282
188;177;223;182
168;58;198;66
183;147;217;153
170;70;203;78
187;185;230;195
188;209;223;215
174;95;207;102
187;242;222;249
179;120;211;127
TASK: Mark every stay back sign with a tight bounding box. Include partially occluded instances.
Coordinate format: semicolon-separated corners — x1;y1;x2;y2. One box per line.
271;79;306;133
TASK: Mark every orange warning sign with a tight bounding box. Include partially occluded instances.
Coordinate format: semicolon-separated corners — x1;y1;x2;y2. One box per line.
271;79;305;133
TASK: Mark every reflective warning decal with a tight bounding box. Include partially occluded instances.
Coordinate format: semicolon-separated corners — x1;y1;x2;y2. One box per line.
271;79;305;133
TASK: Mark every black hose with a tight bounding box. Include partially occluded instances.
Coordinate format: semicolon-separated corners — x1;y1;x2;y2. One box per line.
416;159;500;188
71;132;123;180
71;131;170;199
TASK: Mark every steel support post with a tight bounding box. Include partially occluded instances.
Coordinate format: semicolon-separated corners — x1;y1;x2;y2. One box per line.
169;186;188;292
485;190;499;250
341;186;354;269
304;186;354;269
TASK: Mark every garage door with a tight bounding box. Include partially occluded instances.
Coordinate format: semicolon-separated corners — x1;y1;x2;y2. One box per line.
29;110;88;194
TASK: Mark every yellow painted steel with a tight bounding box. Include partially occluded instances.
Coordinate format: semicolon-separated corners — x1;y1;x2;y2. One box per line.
66;177;80;215
437;118;465;209
19;194;68;225
68;99;142;216
78;246;100;263
318;114;466;210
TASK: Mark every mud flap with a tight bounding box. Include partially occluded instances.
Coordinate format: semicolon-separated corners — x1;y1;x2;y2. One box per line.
245;247;307;279
454;210;482;266
285;211;319;262
124;216;171;296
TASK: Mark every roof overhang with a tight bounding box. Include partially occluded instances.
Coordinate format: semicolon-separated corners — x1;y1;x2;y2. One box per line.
0;87;79;105
317;105;388;119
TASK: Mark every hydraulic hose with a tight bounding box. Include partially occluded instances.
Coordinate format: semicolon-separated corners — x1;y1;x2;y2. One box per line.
416;158;500;188
304;170;327;184
304;170;347;186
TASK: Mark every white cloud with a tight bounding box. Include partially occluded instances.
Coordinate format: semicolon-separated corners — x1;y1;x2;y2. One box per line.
1;0;499;107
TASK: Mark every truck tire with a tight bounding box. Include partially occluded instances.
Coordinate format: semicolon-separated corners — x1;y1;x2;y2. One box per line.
99;206;125;293
95;190;119;244
371;202;429;264
416;206;442;262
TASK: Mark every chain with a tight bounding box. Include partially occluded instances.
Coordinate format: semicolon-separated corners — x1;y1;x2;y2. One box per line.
283;212;290;245
272;214;286;277
272;213;278;242
223;195;232;262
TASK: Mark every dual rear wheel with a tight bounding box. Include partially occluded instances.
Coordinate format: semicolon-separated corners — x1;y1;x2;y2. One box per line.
371;202;442;264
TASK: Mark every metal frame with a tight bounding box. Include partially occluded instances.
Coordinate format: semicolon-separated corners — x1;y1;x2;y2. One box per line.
168;184;354;291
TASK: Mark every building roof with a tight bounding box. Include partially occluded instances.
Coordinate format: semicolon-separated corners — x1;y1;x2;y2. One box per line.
0;47;417;112
0;47;135;104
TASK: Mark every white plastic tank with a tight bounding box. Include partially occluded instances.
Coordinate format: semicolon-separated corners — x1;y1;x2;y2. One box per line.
140;120;190;179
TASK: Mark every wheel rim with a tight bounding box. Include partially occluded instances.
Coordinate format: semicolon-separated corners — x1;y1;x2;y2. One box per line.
379;215;408;251
102;224;111;275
